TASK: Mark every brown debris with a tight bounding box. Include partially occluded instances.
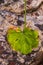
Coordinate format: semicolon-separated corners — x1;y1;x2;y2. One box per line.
30;51;43;65
0;0;43;14
0;45;4;55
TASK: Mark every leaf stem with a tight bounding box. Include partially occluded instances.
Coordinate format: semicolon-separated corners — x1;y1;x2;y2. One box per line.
24;0;26;28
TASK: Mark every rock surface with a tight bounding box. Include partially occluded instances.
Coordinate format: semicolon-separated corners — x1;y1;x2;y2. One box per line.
0;0;43;65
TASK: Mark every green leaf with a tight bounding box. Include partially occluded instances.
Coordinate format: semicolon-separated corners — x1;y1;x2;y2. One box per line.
7;28;39;55
23;28;39;48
